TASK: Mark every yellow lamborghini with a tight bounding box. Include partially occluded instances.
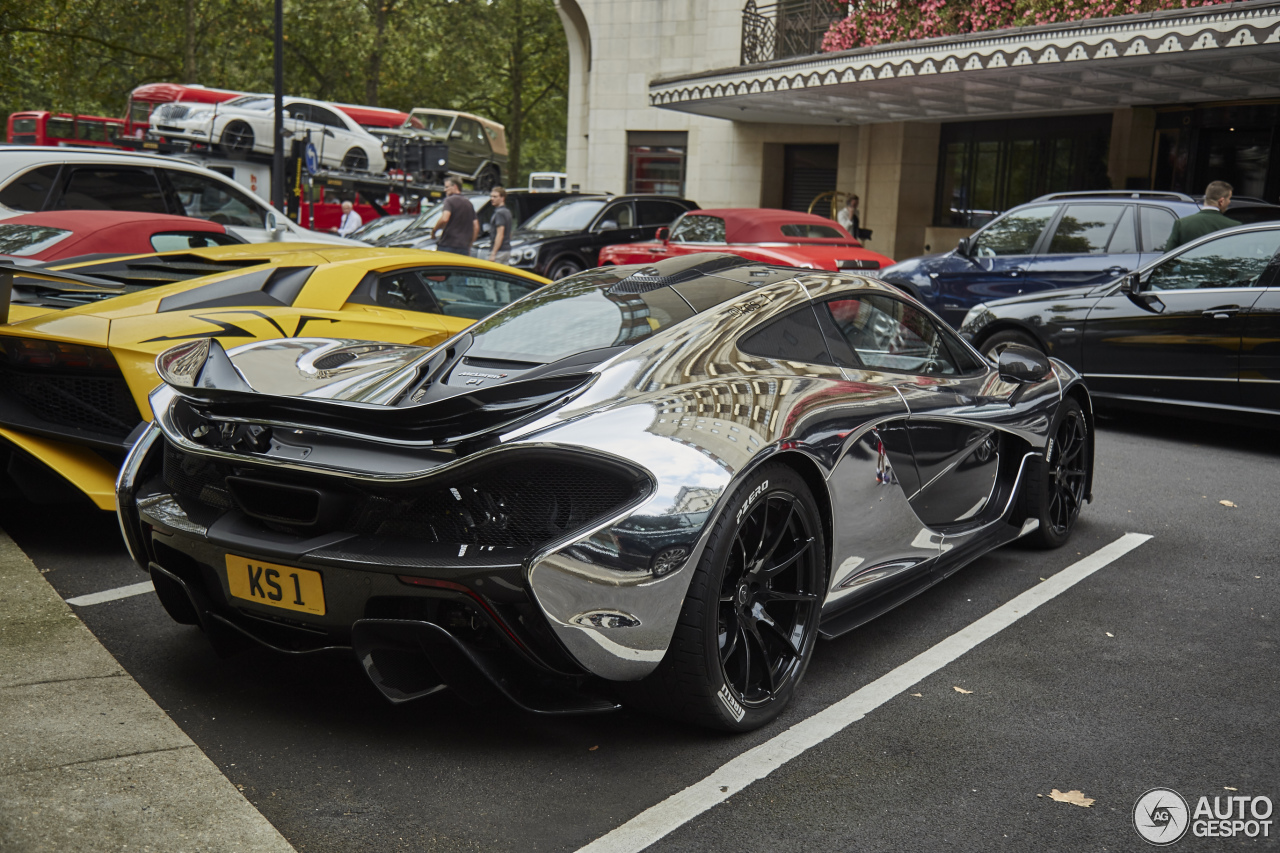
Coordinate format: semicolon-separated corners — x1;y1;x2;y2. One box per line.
0;244;549;509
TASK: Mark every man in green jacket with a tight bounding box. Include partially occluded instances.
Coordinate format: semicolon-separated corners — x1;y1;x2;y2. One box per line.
1165;181;1240;251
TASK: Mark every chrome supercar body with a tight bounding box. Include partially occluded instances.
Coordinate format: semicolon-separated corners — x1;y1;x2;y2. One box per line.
118;253;1094;728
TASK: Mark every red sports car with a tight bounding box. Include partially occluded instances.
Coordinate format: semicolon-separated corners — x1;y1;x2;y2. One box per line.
597;208;893;271
0;210;242;262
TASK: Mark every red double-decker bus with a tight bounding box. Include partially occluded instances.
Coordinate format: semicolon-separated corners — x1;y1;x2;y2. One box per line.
6;111;126;148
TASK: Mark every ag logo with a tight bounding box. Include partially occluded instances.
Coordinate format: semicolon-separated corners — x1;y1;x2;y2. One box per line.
1134;788;1190;846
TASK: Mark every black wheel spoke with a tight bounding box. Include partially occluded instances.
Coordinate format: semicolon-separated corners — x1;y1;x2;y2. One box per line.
760;589;819;603
757;611;803;660
720;622;741;664
755;503;795;570
745;621;776;693
760;537;814;579
750;499;772;563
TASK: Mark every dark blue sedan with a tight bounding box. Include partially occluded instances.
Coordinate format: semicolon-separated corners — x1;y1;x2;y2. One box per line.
882;191;1222;327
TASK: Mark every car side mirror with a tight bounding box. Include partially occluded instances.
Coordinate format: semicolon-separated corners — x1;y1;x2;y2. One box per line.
996;344;1052;385
656;227;670;242
450;130;463;139
597;219;619;232
267;212;284;235
1119;272;1141;294
956;236;972;257
482;222;492;235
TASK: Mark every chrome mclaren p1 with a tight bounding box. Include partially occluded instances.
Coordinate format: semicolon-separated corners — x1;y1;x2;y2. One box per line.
117;253;1094;731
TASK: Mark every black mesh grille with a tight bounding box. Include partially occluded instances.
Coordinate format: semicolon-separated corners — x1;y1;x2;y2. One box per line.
162;442;641;549
0;368;141;437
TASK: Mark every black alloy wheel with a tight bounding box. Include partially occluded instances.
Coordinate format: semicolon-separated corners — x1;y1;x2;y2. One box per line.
622;464;826;730
221;121;255;155
548;258;582;280
980;329;1040;362
717;484;822;710
1020;397;1089;548
343;148;369;171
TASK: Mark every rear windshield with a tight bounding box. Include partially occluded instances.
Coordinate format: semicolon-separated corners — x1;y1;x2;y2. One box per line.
780;223;845;238
0;224;72;256
465;274;694;364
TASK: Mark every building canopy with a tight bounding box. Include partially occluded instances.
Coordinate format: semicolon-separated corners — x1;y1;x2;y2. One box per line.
650;1;1280;125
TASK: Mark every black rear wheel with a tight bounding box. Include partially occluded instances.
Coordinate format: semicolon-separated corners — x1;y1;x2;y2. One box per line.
476;166;499;192
622;464;826;730
221;121;255;155
1019;397;1089;548
343;147;369;171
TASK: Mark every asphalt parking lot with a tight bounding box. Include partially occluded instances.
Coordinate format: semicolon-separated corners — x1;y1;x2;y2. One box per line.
5;411;1277;852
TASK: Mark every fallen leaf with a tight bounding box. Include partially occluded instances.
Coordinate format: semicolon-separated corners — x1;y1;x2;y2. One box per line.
1224;786;1238;791
1220;500;1237;508
1049;789;1095;808
953;686;973;694
588;745;598;751
1106;632;1114;637
910;693;923;697
1037;793;1044;798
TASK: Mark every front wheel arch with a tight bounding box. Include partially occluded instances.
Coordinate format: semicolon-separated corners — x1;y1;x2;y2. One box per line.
973;322;1047;358
881;278;921;301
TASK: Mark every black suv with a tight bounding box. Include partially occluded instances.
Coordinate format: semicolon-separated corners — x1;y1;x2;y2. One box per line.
879;191;1280;328
474;194;699;279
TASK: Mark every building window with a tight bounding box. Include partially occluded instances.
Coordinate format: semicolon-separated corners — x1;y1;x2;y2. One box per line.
627;131;687;196
934;115;1112;229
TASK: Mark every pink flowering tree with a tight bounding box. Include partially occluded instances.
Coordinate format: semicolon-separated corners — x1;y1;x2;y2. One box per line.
823;0;1229;53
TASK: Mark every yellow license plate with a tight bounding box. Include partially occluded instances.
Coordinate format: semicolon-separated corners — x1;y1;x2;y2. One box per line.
225;555;326;616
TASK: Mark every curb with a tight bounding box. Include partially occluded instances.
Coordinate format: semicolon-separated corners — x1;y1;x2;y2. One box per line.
0;528;297;853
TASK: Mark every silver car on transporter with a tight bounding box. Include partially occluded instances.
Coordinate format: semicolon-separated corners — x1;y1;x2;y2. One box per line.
116;254;1094;731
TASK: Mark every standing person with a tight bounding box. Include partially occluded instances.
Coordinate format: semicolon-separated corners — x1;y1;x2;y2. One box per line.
487;186;513;265
1165;181;1239;251
334;200;362;237
837;194;860;236
432;176;478;255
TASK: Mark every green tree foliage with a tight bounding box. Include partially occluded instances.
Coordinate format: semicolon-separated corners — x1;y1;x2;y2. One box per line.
0;0;567;181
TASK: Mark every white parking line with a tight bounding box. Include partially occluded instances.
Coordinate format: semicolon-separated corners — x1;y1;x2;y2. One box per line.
65;581;155;607
576;532;1153;853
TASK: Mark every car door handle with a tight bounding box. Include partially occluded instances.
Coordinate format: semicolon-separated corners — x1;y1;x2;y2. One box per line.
1203;306;1240;320
1105;266;1128;275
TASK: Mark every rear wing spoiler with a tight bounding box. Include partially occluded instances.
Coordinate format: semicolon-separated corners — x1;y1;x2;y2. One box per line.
154;338;593;446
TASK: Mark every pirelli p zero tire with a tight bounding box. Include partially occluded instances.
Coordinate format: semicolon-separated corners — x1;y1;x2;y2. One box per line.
980;329;1041;362
220;121;255;156
622;463;826;731
1019;397;1089;549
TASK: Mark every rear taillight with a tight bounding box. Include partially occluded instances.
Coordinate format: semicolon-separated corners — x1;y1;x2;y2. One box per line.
0;335;121;373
